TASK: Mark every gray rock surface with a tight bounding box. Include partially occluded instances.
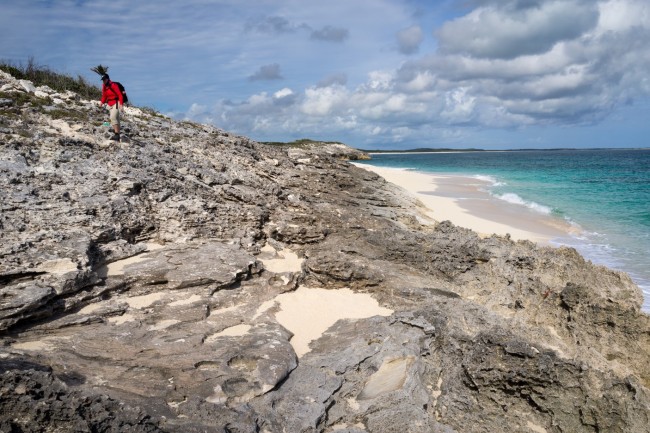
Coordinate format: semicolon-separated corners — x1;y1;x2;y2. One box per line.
1;69;650;432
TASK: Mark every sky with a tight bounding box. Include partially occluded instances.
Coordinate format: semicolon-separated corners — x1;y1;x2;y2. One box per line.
1;0;650;150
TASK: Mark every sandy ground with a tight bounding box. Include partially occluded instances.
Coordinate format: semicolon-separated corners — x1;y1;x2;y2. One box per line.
353;164;575;244
255;245;395;357
256;287;393;357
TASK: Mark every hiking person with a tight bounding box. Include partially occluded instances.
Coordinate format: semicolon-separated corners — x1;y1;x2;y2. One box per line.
100;74;124;141
91;65;125;142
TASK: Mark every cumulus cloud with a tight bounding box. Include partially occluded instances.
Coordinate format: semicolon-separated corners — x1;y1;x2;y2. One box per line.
440;88;477;123
248;63;284;81
275;88;294;98
316;73;348;88
437;0;599;59
310;25;350;42
273;87;297;106
245;14;350;45
391;0;650;128
246;15;308;34
301;85;349;116
155;0;650;147
397;25;424;54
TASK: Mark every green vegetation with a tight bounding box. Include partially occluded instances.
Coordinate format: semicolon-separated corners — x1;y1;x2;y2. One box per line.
0;88;90;122
363;147;486;153
180;120;203;129
140;106;166;118
0;57;102;100
259;140;484;153
261;138;344;147
0;90;50;107
48;108;88;121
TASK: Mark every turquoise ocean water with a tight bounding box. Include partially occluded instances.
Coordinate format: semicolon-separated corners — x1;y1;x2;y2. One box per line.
356;149;650;313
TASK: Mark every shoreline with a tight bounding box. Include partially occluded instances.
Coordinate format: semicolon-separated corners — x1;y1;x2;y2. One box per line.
352;161;650;313
352;163;576;244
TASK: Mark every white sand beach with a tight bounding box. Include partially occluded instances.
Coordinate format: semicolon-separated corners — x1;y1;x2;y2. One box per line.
353;164;574;244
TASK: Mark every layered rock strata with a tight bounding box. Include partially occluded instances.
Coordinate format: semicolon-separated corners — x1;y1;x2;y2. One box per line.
1;70;649;433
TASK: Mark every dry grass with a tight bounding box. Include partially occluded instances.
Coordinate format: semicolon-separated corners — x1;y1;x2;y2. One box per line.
0;57;101;100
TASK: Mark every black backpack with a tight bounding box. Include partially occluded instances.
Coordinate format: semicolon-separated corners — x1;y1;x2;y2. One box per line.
109;81;129;104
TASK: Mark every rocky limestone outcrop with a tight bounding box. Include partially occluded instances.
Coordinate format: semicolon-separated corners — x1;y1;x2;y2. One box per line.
1;69;650;432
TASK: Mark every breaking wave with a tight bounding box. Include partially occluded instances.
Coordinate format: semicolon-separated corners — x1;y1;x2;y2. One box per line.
494;192;553;215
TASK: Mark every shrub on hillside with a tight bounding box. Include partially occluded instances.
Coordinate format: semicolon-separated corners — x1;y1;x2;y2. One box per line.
0;57;101;100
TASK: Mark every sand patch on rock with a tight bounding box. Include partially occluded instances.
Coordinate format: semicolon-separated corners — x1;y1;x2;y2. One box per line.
205;324;252;342
258;245;303;273
108;314;135;325
258;287;393;357
100;242;164;277
36;258;78;275
12;336;71;352
169;294;203;307
148;319;180;331
77;303;104;315
125;292;168;309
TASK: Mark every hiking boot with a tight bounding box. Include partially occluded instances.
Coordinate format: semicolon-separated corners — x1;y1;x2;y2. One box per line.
110;133;121;142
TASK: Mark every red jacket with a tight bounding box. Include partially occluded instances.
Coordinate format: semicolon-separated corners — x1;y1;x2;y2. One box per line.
100;81;124;106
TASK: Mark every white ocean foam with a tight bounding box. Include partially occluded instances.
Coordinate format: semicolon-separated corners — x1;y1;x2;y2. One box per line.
494;193;553;215
639;284;650;313
472;174;505;186
562;215;580;229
